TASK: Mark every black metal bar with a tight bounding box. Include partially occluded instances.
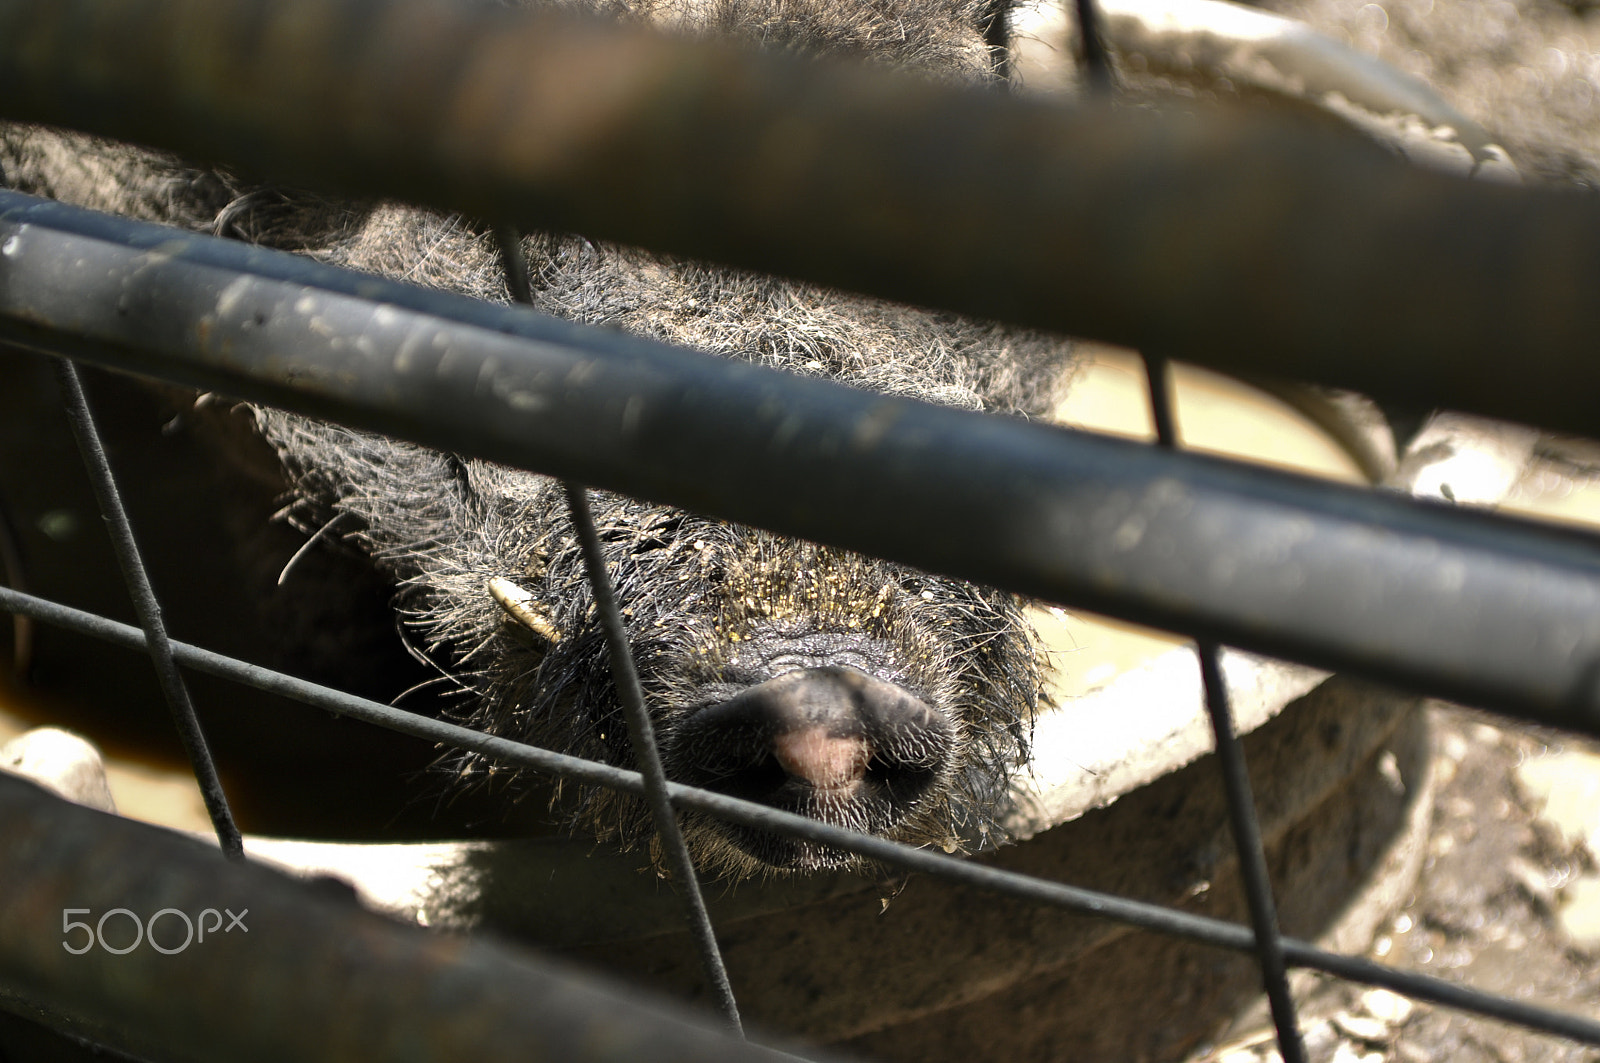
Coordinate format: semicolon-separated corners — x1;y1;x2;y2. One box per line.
1199;639;1307;1063
0;771;820;1063
1142;353;1178;449
490;223;741;1031
1074;0;1116;94
6;192;1600;736
1144;348;1305;1060
5;581;1600;1047
565;482;745;1036
5;0;1600;439
49;359;243;859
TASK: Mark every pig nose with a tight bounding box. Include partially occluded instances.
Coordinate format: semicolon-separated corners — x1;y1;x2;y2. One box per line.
772;726;870;790
679;665;952;803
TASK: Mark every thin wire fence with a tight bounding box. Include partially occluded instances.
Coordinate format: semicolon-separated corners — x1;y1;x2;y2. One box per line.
7;574;1600;1049
4;305;1600;1059
2;0;1600;1057
1145;350;1305;1062
6;189;1598;730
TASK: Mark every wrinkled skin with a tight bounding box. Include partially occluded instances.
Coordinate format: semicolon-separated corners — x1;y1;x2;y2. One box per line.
0;0;1067;876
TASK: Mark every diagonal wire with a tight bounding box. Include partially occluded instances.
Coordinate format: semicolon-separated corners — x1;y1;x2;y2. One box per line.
9;581;1600;1047
1075;0;1117;95
1143;352;1307;1063
1198;637;1308;1063
1142;351;1180;450
564;480;744;1036
51;358;243;859
0;495;33;677
16;288;1581;1055
491;223;740;1034
494;224;537;306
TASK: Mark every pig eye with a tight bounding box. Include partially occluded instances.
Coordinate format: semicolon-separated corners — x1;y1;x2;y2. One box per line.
648;514;686;536
630;536;670;555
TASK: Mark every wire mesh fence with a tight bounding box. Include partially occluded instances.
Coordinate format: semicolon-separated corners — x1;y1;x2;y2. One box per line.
3;0;1600;1059
3;196;1600;1059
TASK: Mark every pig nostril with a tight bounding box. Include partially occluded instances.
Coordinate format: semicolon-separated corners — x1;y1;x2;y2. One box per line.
772;727;870;791
725;756;790;802
866;757;942;803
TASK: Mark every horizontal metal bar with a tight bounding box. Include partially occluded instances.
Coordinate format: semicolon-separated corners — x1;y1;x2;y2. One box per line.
3;0;1600;438
5;581;1600;1046
5;191;1600;734
0;769;820;1063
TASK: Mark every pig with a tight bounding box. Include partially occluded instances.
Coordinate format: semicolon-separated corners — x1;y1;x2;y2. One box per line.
0;0;1071;877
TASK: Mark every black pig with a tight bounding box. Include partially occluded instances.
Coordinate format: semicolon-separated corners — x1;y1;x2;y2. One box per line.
0;0;1067;877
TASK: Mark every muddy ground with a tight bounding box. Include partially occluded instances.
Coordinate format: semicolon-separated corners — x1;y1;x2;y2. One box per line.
1195;705;1600;1063
1152;0;1600;1054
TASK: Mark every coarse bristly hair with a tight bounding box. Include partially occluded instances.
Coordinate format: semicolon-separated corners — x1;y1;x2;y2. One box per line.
0;0;1074;878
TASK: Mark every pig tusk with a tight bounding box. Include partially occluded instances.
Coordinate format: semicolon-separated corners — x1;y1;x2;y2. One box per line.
488;577;562;643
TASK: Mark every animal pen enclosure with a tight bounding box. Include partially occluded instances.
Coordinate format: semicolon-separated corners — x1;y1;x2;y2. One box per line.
4;0;1600;1059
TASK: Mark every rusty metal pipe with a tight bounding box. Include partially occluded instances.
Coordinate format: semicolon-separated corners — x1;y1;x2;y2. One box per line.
1;0;1598;436
0;771;824;1063
8;190;1600;731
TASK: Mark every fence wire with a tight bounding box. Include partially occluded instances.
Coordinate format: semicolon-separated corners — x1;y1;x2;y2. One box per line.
8;577;1600;1053
1145;350;1305;1063
4;200;1600;1061
3;0;1600;1055
6;190;1600;733
494;222;744;1035
51;359;244;861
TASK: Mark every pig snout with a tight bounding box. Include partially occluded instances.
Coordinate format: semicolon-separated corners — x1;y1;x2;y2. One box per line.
667;666;955;870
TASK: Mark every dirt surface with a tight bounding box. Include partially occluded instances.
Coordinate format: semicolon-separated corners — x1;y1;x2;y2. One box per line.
1194;705;1600;1063
1171;0;1600;1056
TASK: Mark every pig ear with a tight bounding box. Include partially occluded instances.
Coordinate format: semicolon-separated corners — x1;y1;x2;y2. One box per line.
488;577;563;643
